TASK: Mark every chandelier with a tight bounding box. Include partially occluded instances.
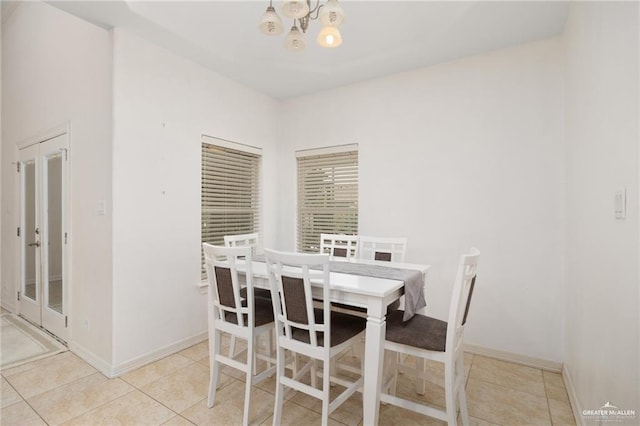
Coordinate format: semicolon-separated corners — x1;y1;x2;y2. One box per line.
258;0;345;51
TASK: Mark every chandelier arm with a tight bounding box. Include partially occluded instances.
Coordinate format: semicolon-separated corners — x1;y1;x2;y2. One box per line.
298;16;310;33
308;0;323;20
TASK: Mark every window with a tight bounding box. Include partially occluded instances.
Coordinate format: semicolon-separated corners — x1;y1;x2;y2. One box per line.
201;136;261;277
296;144;358;252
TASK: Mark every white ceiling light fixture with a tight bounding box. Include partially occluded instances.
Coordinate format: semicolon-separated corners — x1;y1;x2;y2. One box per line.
259;0;345;52
258;2;284;36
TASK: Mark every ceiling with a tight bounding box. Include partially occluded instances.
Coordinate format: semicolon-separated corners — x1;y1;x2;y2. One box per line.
46;1;570;99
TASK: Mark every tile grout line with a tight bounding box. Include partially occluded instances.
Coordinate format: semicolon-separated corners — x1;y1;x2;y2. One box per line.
129;359;247;424
61;388;139;425
2;377;50;425
31;354;197;425
468;355;551;399
121;358;201;422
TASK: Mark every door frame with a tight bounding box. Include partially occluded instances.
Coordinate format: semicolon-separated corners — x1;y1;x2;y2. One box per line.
15;123;71;342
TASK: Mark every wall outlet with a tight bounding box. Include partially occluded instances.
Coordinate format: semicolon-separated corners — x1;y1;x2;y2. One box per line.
84;319;90;330
614;189;626;220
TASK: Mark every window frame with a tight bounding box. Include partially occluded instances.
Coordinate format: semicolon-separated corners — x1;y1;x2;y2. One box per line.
201;135;262;279
295;144;359;253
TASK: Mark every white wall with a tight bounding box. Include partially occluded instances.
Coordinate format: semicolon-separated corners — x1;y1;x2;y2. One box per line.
1;2;113;364
279;38;566;362
563;1;639;415
111;29;280;367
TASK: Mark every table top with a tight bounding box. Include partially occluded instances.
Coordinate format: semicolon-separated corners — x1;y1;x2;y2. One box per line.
329;256;431;274
247;257;430;299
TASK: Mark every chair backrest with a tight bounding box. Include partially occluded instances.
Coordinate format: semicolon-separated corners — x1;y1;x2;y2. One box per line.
203;243;255;328
265;249;331;350
357;236;408;263
319;233;358;258
224;233;260;255
446;248;480;355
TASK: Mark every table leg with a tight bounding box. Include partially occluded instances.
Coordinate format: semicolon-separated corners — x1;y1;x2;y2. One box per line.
363;306;386;426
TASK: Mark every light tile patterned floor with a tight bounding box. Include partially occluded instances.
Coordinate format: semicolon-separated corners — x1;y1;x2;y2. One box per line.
1;335;577;426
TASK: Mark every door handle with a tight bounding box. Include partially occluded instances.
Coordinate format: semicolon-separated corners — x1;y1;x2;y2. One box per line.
28;241;41;247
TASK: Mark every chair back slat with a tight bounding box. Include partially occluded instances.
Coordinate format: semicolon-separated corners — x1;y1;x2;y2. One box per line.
446;248;480;353
357;236;408;263
320;233;358;258
266;250;330;349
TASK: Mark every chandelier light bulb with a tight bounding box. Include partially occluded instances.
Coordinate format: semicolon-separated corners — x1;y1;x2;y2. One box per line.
285;25;306;51
282;0;310;20
319;0;344;27
317;26;342;48
258;6;284;35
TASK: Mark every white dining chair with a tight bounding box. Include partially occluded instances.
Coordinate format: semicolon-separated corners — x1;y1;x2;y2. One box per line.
224;233;271;357
265;249;366;426
224;232;260;253
357;235;408;262
381;248;479;425
319;233;358;258
334;236;407;317
202;243;276;426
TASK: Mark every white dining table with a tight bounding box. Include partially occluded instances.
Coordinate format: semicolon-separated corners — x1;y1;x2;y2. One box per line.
247;257;431;426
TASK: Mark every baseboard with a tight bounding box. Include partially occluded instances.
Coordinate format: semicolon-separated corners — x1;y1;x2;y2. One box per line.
464;344;563;373
110;331;208;378
563;364;585;426
68;331;208;378
68;341;114;378
1;300;15;313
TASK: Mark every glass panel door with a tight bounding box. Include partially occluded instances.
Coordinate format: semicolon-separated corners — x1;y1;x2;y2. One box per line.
18;144;41;325
45;152;63;314
18;133;68;341
40;134;68;341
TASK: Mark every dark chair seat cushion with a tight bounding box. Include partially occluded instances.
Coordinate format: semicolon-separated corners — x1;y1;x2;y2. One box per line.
385;310;447;352
291;308;366;347
239;286;272;300
224;297;274;327
332;298;401;315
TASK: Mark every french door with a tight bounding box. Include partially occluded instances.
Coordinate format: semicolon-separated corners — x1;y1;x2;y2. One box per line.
18;133;69;341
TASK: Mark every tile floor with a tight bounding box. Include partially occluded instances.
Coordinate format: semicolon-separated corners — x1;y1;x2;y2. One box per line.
1;323;576;425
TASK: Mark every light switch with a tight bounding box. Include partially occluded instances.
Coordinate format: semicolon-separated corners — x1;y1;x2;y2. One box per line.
97;200;106;216
614;189;626;220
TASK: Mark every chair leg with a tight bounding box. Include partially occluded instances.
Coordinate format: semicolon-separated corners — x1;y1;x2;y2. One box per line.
267;329;274;371
229;335;237;358
311;359;318;389
330;356;338;386
416;357;426;395
273;345;286;426
389;350;399;397
208;330;222;408
444;362;457;425
398;352;406;375
457;356;470;426
321;356;331;426
243;335;254;426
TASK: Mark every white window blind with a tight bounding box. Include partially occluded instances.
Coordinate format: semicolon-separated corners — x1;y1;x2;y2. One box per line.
201;138;261;277
297;146;358;253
